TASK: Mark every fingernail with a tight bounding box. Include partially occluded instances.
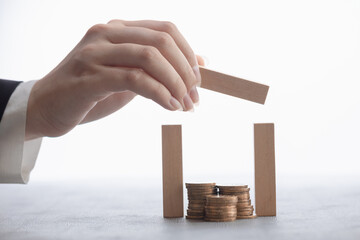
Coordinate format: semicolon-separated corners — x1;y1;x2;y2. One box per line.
192;65;202;86
183;93;194;112
189;86;199;106
169;97;183;111
199;55;210;66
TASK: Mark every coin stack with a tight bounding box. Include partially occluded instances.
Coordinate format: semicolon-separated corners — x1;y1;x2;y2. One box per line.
185;183;217;220
204;195;238;222
217;185;256;219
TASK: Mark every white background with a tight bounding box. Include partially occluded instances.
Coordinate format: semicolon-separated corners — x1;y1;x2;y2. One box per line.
0;0;359;185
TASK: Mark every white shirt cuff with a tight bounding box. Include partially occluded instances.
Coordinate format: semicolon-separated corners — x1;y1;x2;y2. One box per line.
0;81;42;183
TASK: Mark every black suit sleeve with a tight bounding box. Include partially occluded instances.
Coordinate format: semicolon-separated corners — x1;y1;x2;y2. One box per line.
0;79;22;122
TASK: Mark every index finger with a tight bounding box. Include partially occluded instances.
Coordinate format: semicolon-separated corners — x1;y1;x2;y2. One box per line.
109;20;201;86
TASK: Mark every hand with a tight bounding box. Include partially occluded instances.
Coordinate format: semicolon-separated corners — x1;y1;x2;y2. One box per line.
26;20;203;140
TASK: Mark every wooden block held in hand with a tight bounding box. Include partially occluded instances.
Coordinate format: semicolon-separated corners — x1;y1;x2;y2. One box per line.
254;123;276;216
162;125;184;218
199;66;269;104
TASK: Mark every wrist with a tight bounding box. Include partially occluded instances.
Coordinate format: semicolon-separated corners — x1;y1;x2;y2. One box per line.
25;80;44;140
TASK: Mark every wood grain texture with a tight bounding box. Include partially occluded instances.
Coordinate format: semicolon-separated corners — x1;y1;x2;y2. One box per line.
199;66;269;104
162;125;184;218
254;123;276;216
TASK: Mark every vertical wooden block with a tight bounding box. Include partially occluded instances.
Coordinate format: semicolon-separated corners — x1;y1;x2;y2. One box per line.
254;123;276;216
162;125;184;218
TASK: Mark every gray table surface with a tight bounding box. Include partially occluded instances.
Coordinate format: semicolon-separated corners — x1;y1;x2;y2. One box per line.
0;176;359;240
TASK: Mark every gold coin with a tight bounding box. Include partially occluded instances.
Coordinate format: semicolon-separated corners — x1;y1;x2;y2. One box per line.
188;191;217;195
188;196;209;200
219;190;250;195
188;195;216;199
237;199;251;204
188;193;214;197
205;206;237;211
186;183;256;222
187;186;216;190
206;212;237;217
205;207;237;212
207;195;238;200
237;195;250;200
238;207;254;211
188;204;205;208
206;214;237;219
187;189;216;193
205;202;237;207
220;187;250;191
235;191;250;195
205;209;237;214
205;211;237;216
205;212;237;217
204;217;237;222
188;202;205;206
219;186;250;190
187;213;204;217
236;215;257;219
186;215;204;220
205;205;237;210
186;183;216;188
187;209;204;213
237;211;254;216
239;205;254;210
237;207;254;212
237;203;251;208
206;195;238;204
216;185;249;191
188;203;206;207
217;184;248;188
188;208;204;212
188;200;206;204
187;192;216;197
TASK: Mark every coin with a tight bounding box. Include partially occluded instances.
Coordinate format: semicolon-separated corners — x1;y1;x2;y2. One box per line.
237;199;251;204
204;217;237;222
220;190;250;195
188;203;205;209
187;210;204;216
205;210;237;215
204;194;238;222
205;205;237;210
188;200;206;205
237;203;251;208
186;182;256;222
206;212;237;218
218;185;250;196
237;194;250;200
238;206;254;211
236;215;257;219
188;192;216;195
186;183;216;188
237;211;253;216
205;211;237;215
186;215;204;220
186;183;218;220
206;195;238;204
188;195;211;200
205;206;237;211
217;185;248;189
205;213;237;219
